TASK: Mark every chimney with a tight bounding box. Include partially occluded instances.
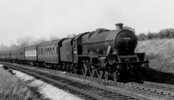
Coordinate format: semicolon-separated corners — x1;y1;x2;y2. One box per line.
115;23;123;30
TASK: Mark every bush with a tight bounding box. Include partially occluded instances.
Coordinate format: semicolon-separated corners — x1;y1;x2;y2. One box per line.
137;28;174;40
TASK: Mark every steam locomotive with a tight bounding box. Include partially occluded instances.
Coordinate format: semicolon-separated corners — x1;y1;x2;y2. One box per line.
0;23;149;83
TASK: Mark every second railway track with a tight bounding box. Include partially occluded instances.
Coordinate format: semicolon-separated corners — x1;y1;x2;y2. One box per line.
2;62;174;100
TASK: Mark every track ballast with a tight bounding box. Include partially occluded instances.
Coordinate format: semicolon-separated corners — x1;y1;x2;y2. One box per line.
2;62;174;100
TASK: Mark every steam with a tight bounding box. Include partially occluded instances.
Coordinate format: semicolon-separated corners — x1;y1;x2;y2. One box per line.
0;35;61;51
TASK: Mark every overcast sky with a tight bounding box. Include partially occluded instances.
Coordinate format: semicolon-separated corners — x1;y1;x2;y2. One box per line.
0;0;174;46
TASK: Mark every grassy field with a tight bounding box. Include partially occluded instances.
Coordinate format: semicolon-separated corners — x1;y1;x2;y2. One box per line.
0;66;44;100
137;39;174;73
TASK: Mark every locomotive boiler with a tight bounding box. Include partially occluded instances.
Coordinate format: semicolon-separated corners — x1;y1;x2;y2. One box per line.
81;23;137;55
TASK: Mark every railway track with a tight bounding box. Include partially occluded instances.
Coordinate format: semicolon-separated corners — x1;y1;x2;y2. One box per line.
2;62;174;100
1;62;141;100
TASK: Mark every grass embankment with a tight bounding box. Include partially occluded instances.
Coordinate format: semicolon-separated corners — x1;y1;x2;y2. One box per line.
137;39;174;83
0;66;44;100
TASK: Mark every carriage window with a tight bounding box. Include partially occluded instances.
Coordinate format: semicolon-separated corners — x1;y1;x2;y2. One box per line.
49;47;52;55
52;48;54;55
52;48;53;55
53;48;55;55
44;48;46;55
46;48;48;55
48;48;49;54
41;48;43;55
40;48;42;55
42;48;44;55
41;48;44;55
50;48;52;55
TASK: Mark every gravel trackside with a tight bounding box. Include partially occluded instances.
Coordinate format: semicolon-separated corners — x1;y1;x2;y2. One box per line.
0;65;43;100
13;70;83;100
